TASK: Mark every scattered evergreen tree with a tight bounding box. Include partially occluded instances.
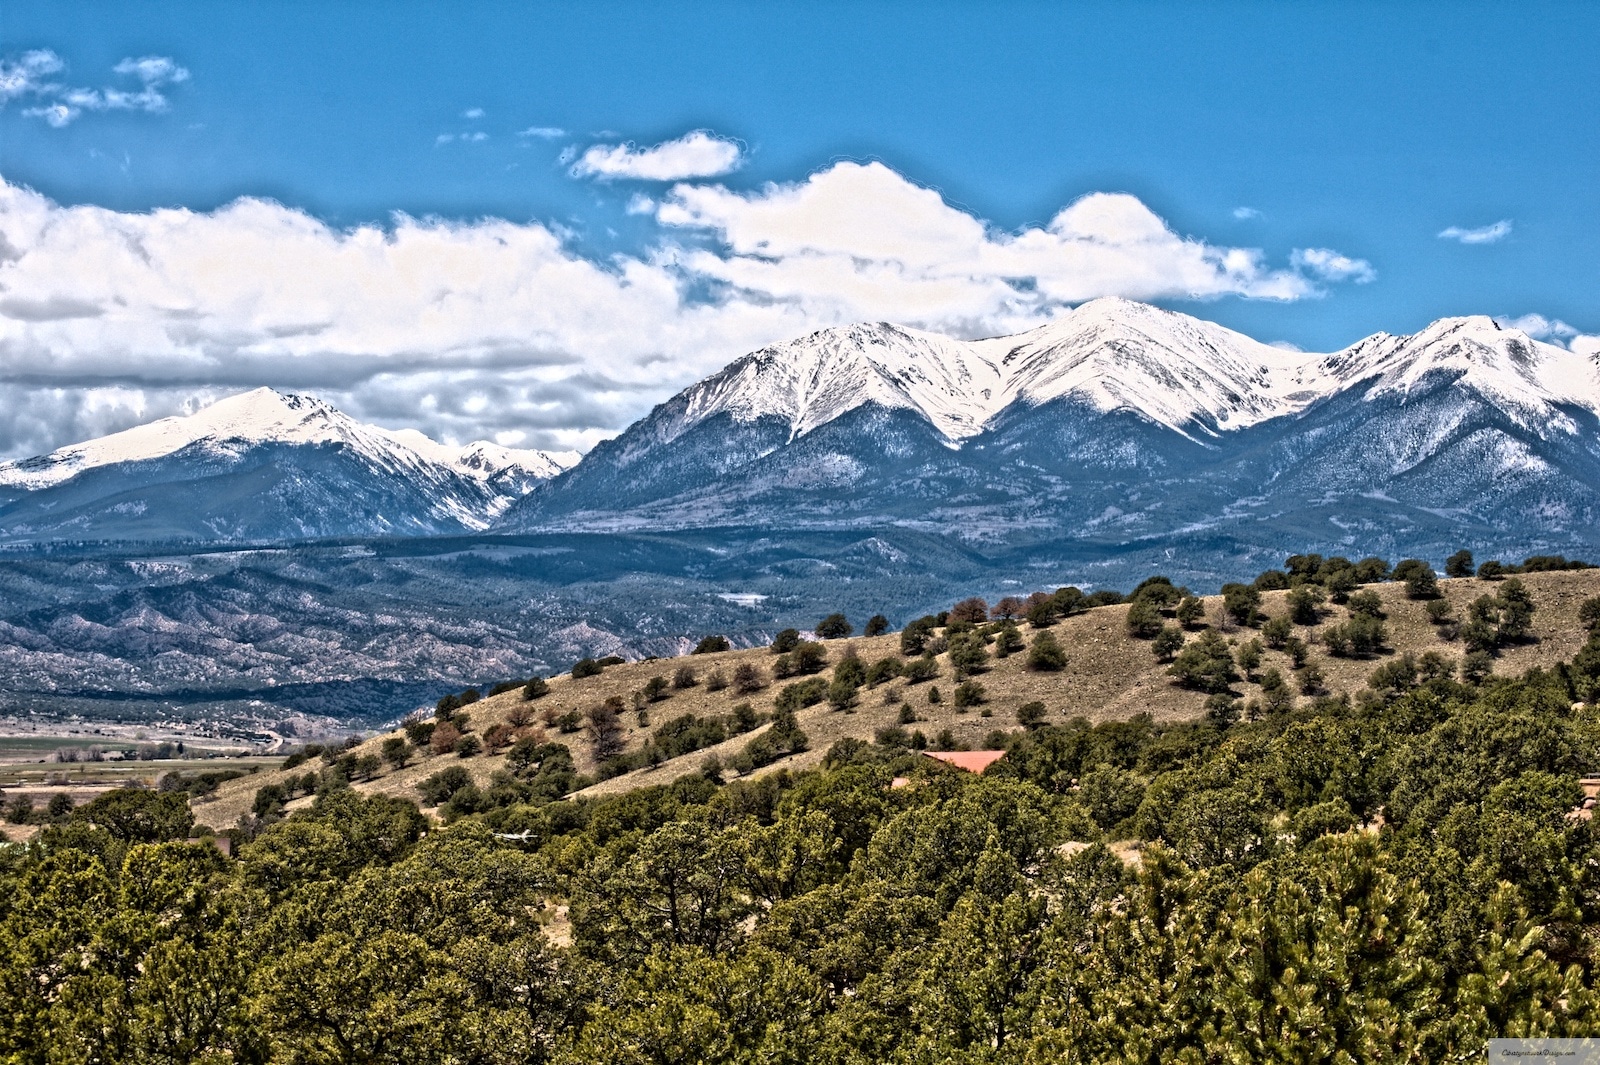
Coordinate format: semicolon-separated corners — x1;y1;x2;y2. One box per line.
1286;584;1325;625
1322;613;1386;657
993;622;1024;658
815;613;853;639
1235;638;1264;680
1261;615;1294;648
1125;597;1165;638
1168;629;1238;693
1221;582;1263;626
900;616;939;655
1175;595;1206;629
1015;701;1047;729
1153;624;1186;662
381;737;411;770
1393;558;1440;599
1346;589;1385;618
1352;556;1392;582
947;632;989;677
1026;631;1067;671
1579;596;1600;635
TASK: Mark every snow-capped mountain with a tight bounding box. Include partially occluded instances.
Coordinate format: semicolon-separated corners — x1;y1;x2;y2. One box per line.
503;300;1600;555
0;388;575;494
0;388;575;542
652;298;1337;449
602;298;1600;452
1321;315;1600;431
374;428;579;495
3;303;1595;553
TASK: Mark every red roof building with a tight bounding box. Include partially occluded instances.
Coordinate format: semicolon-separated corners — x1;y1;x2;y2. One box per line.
923;750;1007;774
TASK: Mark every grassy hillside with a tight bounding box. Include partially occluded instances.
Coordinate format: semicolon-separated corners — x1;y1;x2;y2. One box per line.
196;566;1600;831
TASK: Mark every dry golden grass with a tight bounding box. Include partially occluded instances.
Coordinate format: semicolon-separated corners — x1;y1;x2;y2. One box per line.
200;569;1600;830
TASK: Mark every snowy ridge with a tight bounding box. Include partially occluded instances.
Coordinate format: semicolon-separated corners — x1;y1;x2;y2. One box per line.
0;387;577;492
378;429;579;485
985;298;1337;436
674;322;1004;444
1320;316;1600;433
663;298;1600;446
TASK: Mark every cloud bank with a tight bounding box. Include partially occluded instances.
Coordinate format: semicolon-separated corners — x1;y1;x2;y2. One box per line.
0;161;1374;458
656;162;1352;330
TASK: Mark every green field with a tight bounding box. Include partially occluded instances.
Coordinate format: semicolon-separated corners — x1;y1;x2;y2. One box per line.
0;752;283;788
0;735;251;761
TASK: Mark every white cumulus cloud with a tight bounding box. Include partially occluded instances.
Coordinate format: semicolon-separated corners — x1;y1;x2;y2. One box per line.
1291;247;1376;284
4;49;188;127
0;163;1369;457
1496;313;1577;342
1496;313;1600;356
0;49;64;102
657;162;1342;331
571;130;744;181
1439;220;1512;245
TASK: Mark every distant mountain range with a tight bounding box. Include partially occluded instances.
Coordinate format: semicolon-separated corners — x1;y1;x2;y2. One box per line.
505;298;1600;560
0;388;578;541
2;299;1596;560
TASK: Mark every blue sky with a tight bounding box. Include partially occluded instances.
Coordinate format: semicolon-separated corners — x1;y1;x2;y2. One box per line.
0;0;1595;456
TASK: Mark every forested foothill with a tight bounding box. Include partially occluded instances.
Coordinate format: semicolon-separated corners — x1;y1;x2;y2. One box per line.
5;553;1600;1060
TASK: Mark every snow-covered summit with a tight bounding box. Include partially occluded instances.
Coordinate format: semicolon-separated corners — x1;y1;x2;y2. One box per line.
0;387;577;492
1319;316;1600;432
666;298;1334;445
661;299;1600;446
673;321;1003;444
979;297;1337;436
377;428;579;485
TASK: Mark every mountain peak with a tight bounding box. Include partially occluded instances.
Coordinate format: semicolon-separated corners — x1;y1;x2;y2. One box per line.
669;299;1343;447
0;388;576;495
1324;313;1599;430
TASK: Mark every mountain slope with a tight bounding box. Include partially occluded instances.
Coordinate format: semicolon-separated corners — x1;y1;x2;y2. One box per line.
0;389;575;541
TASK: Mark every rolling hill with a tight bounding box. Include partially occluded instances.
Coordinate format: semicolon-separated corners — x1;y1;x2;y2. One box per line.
195;566;1600;831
